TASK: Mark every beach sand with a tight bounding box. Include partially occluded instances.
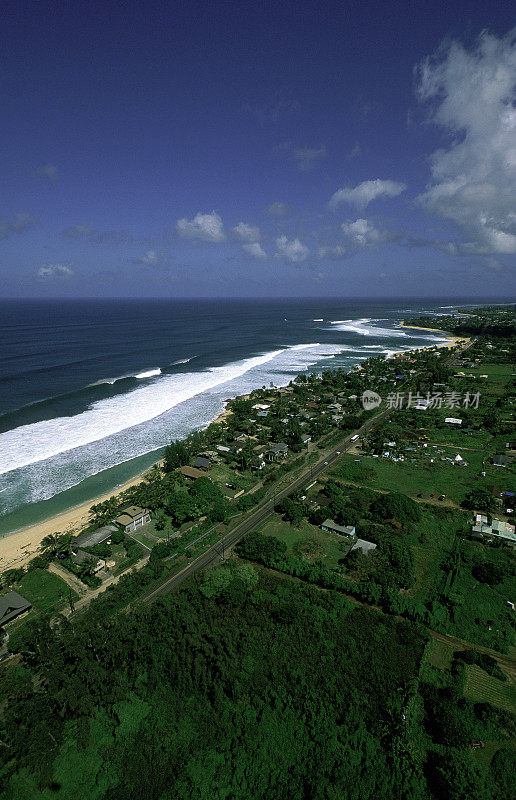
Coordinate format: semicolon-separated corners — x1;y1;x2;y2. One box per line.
0;403;235;574
0;334;468;573
398;321;469;350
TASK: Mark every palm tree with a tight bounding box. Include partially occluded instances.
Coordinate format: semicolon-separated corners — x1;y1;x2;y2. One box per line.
40;533;61;556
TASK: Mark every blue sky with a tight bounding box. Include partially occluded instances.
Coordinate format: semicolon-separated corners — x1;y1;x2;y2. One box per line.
1;0;515;297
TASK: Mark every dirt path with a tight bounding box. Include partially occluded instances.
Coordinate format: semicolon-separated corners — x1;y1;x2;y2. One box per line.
63;556;150;616
48;562;89;593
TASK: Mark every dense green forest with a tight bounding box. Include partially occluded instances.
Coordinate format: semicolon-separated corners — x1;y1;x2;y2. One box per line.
1;566;513;799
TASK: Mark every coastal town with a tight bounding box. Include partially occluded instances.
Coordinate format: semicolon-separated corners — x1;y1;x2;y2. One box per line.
1;304;514;797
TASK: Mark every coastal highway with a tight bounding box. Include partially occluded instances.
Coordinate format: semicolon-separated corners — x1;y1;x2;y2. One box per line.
141;408;390;605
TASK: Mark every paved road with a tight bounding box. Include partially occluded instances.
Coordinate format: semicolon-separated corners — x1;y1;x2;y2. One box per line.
141;409;390;605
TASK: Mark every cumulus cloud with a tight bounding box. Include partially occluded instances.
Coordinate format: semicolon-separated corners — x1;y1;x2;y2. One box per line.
416;28;516;254
275;235;309;263
266;202;288;217
232;222;261;242
341;218;400;247
176;211;225;242
243;242;267;259
330;179;407;210
37;264;74;279
0;212;37;239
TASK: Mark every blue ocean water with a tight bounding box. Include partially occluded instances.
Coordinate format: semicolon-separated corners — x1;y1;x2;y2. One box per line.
0;297;484;532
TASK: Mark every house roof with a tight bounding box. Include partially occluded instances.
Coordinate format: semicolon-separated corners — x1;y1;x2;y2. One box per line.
269;442;288;453
75;524;118;550
322;519;355;535
118;505;148;519
0;591;32;626
73;549;101;566
193;456;211;469
351;539;377;555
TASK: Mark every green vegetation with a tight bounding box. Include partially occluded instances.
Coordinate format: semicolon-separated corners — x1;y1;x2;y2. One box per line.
10;568;76;614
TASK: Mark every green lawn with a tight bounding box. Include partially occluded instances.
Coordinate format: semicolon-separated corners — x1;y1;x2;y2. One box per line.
463;664;516;713
256;514;346;568
425;638;455;670
15;568;77;612
331;451;515;505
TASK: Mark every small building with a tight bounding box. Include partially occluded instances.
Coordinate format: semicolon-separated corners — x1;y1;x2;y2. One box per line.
0;591;32;627
74;524;118;550
444;417;462;425
492;454;513;468
216;445;231;453
301;433;312;445
193;456;211;471
266;443;288;462
114;505;151;533
471;514;516;542
321;519;356;537
350;539;377;556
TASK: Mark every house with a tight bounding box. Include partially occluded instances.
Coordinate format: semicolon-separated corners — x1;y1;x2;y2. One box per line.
444;417;462;425
301;433;312;445
74;524;118;550
350;539;377;555
216;445;231;453
72;549;104;574
471;514;516;542
321;519;356;537
114;505;151;532
193;456;211;471
177;465;206;481
257;410;269;418
252;403;270;411
492;454;513;468
266;443;288;462
0;591;32;627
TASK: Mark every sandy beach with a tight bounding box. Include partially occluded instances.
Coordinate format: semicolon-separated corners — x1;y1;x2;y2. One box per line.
0;333;466;574
398;321;469;350
0;404;235;574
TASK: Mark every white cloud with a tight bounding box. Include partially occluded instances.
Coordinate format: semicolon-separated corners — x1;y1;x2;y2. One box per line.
330;179;406;210
134;250;160;265
0;212;37;239
416;28;516;254
318;245;348;259
37;264;74;279
243;242;267;259
266;202;288;217
233;222;261;242
275;235;309;262
341;218;400;248
279;143;327;171
176;211;225;242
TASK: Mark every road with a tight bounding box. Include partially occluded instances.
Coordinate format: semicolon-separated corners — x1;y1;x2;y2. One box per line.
141;409;390;604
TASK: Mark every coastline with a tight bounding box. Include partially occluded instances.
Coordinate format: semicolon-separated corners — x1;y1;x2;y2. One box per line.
0;330;464;572
0;403;234;573
398;321;467;349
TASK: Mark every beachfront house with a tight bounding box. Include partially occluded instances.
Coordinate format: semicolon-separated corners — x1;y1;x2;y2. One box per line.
176;466;206;481
321;519;356;538
0;591;32;627
74;524;118;550
114;505;151;533
193;456;211;471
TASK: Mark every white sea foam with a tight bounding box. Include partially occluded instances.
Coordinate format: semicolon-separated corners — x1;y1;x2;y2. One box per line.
0;343;344;477
135;368;161;379
313;318;323;321
329;318;409;337
170;357;195;365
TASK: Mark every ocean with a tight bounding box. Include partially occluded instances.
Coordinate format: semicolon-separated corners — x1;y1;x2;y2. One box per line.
0;297;485;533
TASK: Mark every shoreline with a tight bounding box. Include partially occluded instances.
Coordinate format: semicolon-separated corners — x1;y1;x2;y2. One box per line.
0;330;465;572
398;321;467;349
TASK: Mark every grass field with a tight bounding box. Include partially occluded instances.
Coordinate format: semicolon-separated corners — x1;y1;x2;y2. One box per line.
332;450;515;505
425;638;455;670
256;514;346;568
16;568;77;612
463;664;516;713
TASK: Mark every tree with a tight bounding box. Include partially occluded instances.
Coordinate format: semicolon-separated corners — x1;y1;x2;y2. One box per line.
462;488;495;513
154;509;167;531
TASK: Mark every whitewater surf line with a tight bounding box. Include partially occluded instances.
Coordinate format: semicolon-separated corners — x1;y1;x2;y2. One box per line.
0;343;339;476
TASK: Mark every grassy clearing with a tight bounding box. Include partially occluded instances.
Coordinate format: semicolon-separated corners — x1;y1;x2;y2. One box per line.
463;664;516;712
425;638;455;670
256;514;346;568
16;568;77;612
